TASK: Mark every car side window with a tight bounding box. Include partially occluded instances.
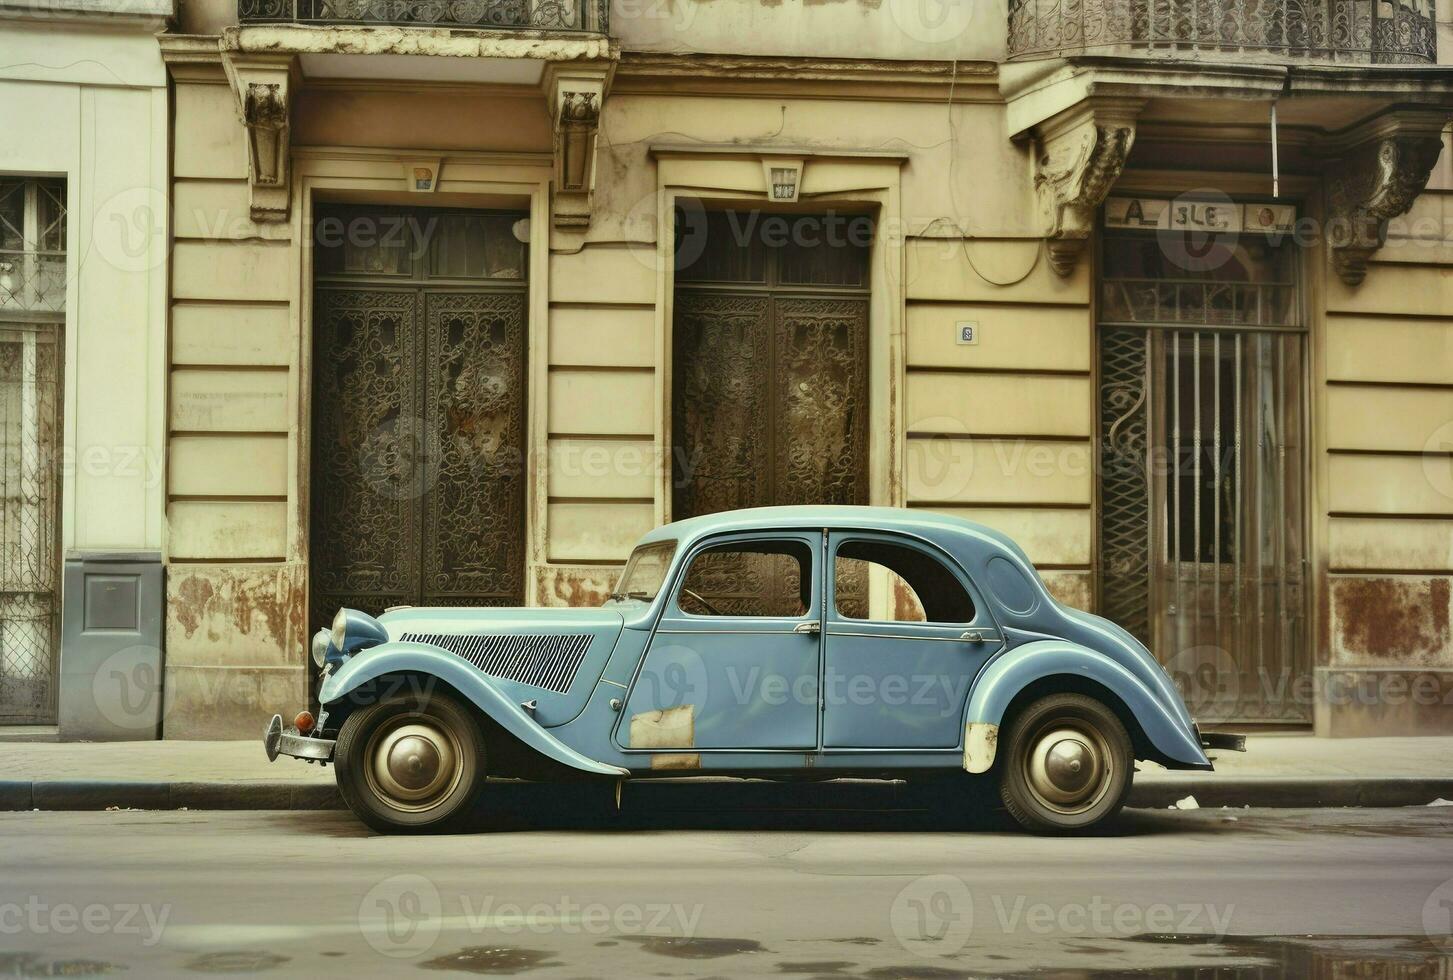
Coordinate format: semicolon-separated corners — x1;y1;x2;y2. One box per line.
677;540;812;618
834;539;975;624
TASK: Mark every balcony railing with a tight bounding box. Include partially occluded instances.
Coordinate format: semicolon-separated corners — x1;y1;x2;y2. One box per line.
237;0;608;32
1007;0;1436;63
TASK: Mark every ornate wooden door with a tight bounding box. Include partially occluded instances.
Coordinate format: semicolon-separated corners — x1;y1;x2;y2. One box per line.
671;209;871;614
310;207;527;626
672;209;871;519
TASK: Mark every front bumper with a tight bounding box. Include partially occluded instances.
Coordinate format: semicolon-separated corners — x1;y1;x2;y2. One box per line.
263;713;336;763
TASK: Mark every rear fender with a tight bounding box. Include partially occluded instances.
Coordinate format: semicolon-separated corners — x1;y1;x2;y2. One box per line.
963;640;1210;773
320;643;627;778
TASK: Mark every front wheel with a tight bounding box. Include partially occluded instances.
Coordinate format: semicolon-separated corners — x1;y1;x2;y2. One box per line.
335;691;487;833
998;693;1132;835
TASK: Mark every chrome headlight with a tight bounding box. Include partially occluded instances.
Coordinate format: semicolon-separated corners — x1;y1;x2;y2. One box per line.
325;607;389;659
311;628;331;669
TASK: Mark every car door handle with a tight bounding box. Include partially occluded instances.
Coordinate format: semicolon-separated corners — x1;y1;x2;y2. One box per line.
960;630;990;643
794;621;822;635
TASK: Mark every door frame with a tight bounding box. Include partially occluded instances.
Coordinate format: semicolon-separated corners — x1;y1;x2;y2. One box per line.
289;149;553;628
650;148;909;524
307;204;531;620
1091;169;1320;723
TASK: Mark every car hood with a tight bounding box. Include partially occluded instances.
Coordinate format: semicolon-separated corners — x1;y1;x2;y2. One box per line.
372;605;627;726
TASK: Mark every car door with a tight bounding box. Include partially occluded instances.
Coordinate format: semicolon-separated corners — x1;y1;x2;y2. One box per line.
617;532;822;752
823;531;1003;749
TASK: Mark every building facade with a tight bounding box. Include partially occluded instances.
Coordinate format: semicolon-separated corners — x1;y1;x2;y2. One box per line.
5;0;1441;739
0;0;170;738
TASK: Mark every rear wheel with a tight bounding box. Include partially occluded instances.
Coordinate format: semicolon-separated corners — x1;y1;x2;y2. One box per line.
998;693;1132;835
335;690;487;833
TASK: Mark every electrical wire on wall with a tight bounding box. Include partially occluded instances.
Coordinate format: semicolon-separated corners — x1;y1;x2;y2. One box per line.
926;58;1042;288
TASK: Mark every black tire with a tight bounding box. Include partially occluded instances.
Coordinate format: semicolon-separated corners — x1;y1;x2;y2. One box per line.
998;693;1133;835
335;690;487;833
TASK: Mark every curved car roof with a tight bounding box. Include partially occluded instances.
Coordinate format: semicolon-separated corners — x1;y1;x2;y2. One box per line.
637;505;1035;570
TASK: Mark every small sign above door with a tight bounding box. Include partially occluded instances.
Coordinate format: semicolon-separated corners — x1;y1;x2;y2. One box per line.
1105;197;1295;233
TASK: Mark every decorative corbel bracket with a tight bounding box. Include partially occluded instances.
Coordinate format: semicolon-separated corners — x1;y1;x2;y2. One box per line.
1321;110;1450;287
1030;98;1144;276
221;52;295;223
545;64;611;229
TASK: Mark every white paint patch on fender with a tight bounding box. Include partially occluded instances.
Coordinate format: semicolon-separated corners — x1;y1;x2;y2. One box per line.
964;722;999;773
629;705;695;749
651;753;701;770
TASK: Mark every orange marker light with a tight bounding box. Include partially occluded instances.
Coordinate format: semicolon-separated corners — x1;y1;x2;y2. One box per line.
294;711;316;735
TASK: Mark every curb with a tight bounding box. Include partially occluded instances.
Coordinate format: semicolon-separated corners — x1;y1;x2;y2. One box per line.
1128;776;1453;809
2;776;1451;813
0;780;341;812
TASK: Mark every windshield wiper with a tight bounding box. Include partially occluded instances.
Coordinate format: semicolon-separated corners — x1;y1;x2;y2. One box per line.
606;591;650;602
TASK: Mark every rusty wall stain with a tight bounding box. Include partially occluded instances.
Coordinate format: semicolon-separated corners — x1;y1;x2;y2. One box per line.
166;563;307;668
1331;576;1452;666
1041;571;1093;613
536;565;619;608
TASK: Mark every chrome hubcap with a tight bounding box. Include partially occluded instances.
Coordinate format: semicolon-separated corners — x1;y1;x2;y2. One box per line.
365;719;462;812
1025;722;1111;814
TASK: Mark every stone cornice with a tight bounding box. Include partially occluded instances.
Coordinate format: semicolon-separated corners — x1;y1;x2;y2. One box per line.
613;52;1001;101
222;23;615;61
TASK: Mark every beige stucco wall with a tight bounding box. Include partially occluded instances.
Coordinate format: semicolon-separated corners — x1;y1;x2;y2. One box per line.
1311;133;1453;734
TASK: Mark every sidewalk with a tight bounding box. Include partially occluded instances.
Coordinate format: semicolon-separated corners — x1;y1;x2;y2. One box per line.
1;734;1450;812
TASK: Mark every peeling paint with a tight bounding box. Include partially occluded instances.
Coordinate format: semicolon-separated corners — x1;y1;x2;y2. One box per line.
536;566;619;608
650;753;701;770
166;563;307;668
1041;571;1093;613
963;721;998;773
225;24;616;62
629;704;695;749
1332;576;1452;666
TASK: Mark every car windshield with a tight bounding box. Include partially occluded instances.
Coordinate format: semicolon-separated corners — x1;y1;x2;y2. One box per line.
608;540;677;603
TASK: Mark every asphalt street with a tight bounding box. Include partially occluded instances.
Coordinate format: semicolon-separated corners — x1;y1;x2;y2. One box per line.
2;802;1452;978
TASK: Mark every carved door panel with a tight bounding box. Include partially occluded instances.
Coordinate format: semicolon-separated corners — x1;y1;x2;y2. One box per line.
310;207;527;628
421;291;527;607
310;287;423;624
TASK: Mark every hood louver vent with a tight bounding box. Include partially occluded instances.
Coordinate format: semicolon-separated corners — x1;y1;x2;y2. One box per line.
400;632;592;694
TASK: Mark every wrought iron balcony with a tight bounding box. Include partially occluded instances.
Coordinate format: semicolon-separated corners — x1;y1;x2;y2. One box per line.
237;0;608;32
1007;0;1436;63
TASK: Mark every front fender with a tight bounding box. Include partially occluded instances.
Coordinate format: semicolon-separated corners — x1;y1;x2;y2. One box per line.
963;640;1210;773
320;643;627;779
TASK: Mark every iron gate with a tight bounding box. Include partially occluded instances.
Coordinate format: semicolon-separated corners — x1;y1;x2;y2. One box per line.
309;207;528;628
0;325;62;723
0;177;65;724
1098;228;1309;723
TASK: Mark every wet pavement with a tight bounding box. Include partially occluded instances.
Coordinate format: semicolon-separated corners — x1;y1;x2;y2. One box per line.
1;804;1450;978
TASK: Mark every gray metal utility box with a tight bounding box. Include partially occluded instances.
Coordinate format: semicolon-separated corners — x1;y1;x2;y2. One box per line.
59;552;164;741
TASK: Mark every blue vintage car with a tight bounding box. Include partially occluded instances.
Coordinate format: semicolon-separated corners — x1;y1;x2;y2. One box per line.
265;505;1239;834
